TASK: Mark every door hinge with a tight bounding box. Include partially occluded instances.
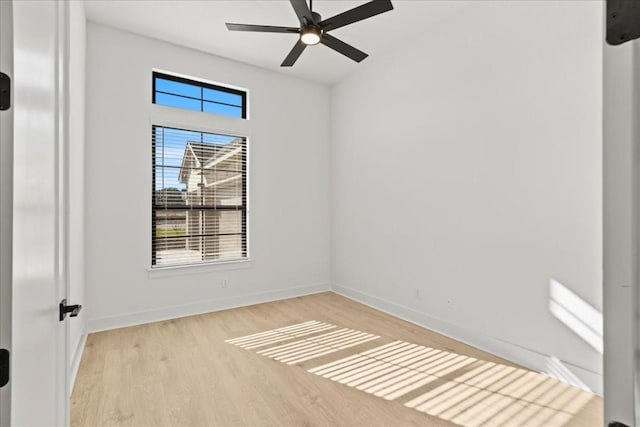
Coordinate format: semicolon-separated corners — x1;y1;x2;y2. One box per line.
0;349;8;388
0;72;10;111
607;0;640;45
59;299;83;321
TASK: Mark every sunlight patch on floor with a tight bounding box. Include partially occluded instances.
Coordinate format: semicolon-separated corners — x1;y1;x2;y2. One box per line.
226;324;594;426
226;321;379;364
309;341;477;400
312;341;594;427
406;358;593;426
225;320;336;349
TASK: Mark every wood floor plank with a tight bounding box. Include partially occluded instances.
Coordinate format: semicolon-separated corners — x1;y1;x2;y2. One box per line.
71;292;602;426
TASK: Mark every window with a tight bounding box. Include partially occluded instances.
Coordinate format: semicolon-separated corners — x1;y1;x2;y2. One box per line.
151;71;249;268
153;72;247;119
152;125;247;267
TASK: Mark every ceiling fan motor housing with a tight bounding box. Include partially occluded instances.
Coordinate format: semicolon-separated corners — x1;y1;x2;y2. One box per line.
310;12;322;24
300;12;323;45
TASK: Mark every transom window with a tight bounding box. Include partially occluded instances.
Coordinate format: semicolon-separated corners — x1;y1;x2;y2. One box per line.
152;125;247;267
153;71;247;119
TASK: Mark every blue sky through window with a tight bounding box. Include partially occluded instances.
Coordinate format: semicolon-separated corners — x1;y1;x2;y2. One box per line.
154;76;244;118
156;92;201;112
156;78;200;98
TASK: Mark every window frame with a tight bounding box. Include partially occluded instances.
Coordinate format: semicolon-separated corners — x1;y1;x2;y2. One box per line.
149;70;251;271
151;124;249;269
152;71;247;119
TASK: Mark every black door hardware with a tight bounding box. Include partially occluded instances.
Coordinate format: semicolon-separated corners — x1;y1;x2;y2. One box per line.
609;422;630;427
0;72;10;111
59;299;82;321
0;349;8;388
607;0;640;45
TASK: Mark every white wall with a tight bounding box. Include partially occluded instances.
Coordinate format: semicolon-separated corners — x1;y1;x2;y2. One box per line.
68;0;86;390
331;1;603;393
603;39;639;425
85;23;331;331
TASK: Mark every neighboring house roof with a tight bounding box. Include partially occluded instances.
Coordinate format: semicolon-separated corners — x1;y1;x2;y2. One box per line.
178;139;244;185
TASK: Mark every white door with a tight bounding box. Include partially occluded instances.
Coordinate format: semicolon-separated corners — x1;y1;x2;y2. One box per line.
0;0;15;426
10;0;70;425
603;32;639;427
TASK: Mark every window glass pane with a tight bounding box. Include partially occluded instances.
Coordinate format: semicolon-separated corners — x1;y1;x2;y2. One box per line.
185;188;207;208
203;88;242;106
203;101;242;118
154;127;203;168
186;211;203;237
201;177;243;205
153;73;246;119
153;171;186;207
218;211;242;234
155;78;201;99
154;166;183;191
155;92;201;112
154;141;187;168
202;210;219;235
203;234;243;261
152;124;247;267
190;143;219;167
201;132;237;145
153;210;189;264
155;211;188;238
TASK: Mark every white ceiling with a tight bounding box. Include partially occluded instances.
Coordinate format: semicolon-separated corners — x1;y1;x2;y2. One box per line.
84;0;466;86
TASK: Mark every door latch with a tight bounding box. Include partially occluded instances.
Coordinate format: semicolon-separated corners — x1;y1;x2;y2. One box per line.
607;0;640;45
59;299;82;321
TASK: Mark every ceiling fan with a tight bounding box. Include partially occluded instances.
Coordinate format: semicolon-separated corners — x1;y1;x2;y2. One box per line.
226;0;394;67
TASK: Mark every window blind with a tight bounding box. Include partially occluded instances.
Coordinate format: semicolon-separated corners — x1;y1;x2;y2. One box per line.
152;125;248;267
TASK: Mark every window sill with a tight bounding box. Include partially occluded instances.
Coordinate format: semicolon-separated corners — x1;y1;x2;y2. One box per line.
147;259;252;279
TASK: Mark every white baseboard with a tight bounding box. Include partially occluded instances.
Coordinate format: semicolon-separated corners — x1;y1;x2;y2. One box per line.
332;283;603;396
87;282;330;333
69;328;87;395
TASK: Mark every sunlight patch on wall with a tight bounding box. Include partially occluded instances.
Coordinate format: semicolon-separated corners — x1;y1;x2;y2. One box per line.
549;279;603;354
544;356;591;392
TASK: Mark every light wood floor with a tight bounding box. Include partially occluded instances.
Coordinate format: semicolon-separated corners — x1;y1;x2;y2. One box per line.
71;292;602;426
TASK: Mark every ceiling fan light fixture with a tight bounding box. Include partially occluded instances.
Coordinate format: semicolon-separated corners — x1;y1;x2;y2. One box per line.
300;26;321;45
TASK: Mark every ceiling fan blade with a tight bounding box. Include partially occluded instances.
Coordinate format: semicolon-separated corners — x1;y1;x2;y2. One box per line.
281;40;307;67
321;34;368;63
320;0;393;32
289;0;314;25
226;23;300;33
